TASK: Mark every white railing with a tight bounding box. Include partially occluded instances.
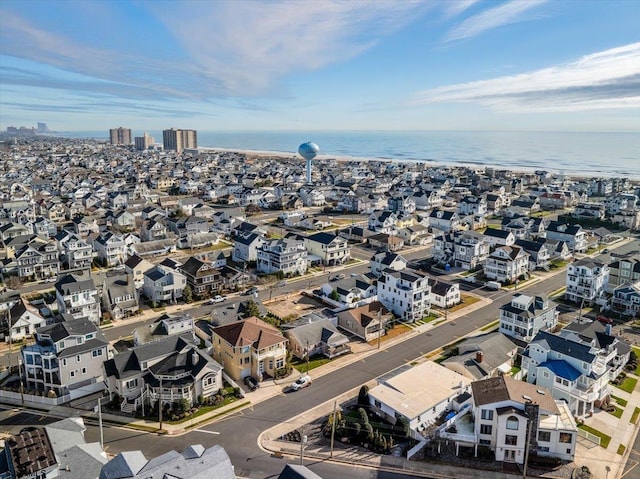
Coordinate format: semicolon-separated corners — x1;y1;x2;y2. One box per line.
407;437;429;460
577;428;601;445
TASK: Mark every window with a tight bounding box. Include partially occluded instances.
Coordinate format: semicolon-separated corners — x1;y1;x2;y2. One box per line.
506;416;519;430
62;358;67;366
92;349;103;357
69;370;76;378
276;358;284;369
479;439;491;446
481;409;494;420
480;424;492;435
505;435;518;446
559;433;573;443
538;431;551;442
126;379;138;389
82;367;87;375
76;355;81;363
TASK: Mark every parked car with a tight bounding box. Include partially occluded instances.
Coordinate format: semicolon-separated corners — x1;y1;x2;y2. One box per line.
596;315;614;324
277;280;287;287
291;375;312;391
207;295;226;304
602;248;610;253
243;287;259;296
244;376;259;391
463;276;477;284
485;281;501;290
332;273;345;281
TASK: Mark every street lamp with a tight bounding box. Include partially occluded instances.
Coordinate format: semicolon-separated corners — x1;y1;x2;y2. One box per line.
299;427;307;465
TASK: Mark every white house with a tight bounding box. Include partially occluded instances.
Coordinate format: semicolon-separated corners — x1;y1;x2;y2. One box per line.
304;232;350;266
6;300;46;343
142;265;187;303
257;238;308;276
484;245;529;284
499;293;558;343
377;268;431;322
55;274;101;324
370;251;407;277
232;232;266;263
565;258;610;306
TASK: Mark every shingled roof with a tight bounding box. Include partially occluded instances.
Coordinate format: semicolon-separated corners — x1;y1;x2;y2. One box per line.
213;316;286;349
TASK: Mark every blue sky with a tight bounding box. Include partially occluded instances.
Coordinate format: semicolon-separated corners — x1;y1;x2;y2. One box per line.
0;0;638;132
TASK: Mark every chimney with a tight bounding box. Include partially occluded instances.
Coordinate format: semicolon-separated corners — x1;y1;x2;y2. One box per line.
476;351;484;363
192;350;199;364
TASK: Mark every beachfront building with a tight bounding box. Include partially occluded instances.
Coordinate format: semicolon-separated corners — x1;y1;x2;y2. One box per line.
499;293;558;343
162;128;197;152
565;259;610;306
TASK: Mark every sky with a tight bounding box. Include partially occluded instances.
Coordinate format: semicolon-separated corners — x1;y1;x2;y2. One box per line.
0;0;639;132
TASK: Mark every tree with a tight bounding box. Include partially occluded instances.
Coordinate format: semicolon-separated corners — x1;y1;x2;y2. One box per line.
397;416;410;437
358;407;369;425
363;422;374;443
358;385;369;406
243;299;261;319
329;289;340;301
5;276;22;290
182;284;193;303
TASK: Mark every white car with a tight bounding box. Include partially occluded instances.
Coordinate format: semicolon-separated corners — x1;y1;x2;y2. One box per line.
207;295;226;304
291;375;312;391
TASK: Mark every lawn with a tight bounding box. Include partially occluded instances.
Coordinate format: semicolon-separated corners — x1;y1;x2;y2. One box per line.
611;395;629;407
633;347;640;375
446;294;481;313
578;424;611;449
631;407;640;425
510;366;521;376
291;355;331;372
480;320;500;332
608;406;624;419
613;377;638;394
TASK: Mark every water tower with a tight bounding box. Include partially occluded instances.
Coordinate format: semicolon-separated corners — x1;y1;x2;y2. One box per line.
298;141;319;185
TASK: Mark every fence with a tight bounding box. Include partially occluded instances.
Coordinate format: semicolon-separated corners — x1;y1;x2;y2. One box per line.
577;428;601;446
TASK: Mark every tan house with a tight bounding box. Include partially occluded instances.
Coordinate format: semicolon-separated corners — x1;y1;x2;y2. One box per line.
337;301;392;342
212;317;288;382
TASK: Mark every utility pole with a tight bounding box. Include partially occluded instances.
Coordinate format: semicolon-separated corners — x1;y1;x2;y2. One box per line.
299;427;307;465
377;309;382;349
305;339;309;374
158;377;163;432
19;357;24;408
522;412;532;479
330;400;337;458
98;397;104;449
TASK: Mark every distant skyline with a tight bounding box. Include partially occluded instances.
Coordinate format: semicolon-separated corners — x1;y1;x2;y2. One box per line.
1;0;639;132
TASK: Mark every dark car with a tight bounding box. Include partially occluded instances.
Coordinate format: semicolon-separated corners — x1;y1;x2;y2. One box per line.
596;315;614;325
244;376;259;391
242;286;259;296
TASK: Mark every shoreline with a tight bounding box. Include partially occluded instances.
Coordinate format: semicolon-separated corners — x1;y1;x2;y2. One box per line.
200;146;636;181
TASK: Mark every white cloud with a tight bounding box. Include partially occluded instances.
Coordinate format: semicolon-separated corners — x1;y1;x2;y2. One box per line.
412;42;640;112
441;0;481;19
445;0;548;42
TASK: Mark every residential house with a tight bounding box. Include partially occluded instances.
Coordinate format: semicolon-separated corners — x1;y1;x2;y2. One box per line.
218;265;251;291
370;251;407;277
502;216;546;241
5;299;46;343
456;376;577;464
109;210;136;229
611;282;640;317
55;274;101;324
426;278;460;309
565;259;610;306
396;224;432;246
284;318;351;360
22;318;108;398
133;313;195;346
573;202;605;220
337;301;393;342
452;230;490;270
458;196;487;216
180;256;222;298
140;219;170;242
515;239;551;271
124;254;154;289
99;445;234;479
521;330;610;416
56;231;93;270
103;335;222;413
31;216;57;238
545;222;587;253
483;228;515;247
499;293;558;343
368;361;472;440
442;332;517;380
257;238;308;276
102;274;138;320
484;245;529;284
298;215;333;231
212;317;288;382
367;233;404;252
559;320;631;381
428;209;461;232
232;232;266;263
304;232;350;266
142;265;187;304
0;222;30;242
72;216;99;237
377;268;431;322
608;257;640;291
367;211;398;234
107;191;129;210
93;232;127;267
14;240;60;280
387;196;416;215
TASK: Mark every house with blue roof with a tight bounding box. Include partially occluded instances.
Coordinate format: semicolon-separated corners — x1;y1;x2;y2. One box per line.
521;330;610;417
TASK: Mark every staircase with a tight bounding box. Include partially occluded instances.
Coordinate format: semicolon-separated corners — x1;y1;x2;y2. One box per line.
121;397;136;414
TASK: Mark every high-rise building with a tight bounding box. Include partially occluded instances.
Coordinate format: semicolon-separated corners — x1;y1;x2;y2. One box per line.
163;128;197;152
109;127;132;145
134;132;155;151
37;122;49;133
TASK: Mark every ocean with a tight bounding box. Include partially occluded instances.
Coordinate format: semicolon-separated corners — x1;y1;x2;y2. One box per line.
57;130;640;179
